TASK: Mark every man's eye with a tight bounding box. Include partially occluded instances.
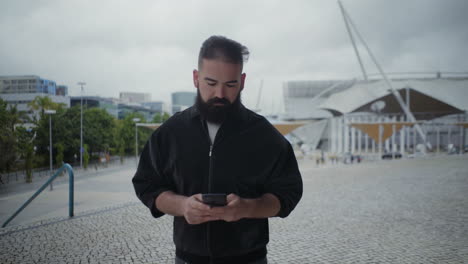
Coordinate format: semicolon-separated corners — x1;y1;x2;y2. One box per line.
226;84;235;88
207;82;216;86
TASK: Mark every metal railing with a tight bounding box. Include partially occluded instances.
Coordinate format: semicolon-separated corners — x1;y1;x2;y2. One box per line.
0;156;134;185
2;163;74;228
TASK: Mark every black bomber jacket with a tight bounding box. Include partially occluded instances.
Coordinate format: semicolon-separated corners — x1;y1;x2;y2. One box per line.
132;105;303;262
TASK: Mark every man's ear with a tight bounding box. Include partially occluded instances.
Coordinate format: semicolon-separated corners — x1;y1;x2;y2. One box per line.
240;73;246;91
193;69;199;88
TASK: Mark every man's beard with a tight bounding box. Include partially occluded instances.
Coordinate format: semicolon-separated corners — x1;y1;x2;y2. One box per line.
195;89;242;124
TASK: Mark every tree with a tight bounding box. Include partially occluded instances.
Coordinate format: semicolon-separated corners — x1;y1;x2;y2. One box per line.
0;99;18;174
55;142;64;168
30;103;67;168
119;113;144;154
16;127;35;183
28;96;63;118
83;108;116;158
115;112;153;156
83;144;89;169
151;112;171;123
0;99;30;174
117;136;125;164
152;112;162;123
162;112;170;122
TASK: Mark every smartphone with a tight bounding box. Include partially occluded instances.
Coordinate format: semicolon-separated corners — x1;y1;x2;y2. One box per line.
202;193;227;207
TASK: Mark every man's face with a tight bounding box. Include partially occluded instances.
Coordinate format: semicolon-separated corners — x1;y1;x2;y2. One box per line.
193;59;246;105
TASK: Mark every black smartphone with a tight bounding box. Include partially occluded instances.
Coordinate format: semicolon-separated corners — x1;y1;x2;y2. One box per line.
202;193;227;207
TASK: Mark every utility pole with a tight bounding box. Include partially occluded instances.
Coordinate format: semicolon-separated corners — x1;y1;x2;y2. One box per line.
78;82;86;169
45;109;56;190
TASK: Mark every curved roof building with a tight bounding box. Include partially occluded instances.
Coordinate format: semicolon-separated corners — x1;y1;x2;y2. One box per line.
319;77;468;120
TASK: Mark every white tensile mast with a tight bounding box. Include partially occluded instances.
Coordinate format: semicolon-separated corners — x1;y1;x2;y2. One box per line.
337;0;427;144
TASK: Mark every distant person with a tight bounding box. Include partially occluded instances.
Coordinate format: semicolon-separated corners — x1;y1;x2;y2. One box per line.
132;36;303;264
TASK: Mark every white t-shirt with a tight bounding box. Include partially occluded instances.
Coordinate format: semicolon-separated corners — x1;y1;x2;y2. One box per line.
206;121;221;144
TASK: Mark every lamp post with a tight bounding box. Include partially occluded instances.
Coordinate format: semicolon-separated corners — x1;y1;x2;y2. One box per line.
45;109;56;190
133;118;141;164
77;82;86;169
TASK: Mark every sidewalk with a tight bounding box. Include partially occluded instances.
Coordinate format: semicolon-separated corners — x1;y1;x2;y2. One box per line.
0;163;137;227
1;156;467;263
0;158;138;198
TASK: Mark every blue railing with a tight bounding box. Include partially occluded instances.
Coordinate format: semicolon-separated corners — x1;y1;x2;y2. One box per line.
2;163;74;228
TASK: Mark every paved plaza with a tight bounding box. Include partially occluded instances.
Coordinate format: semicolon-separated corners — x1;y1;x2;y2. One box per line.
1;155;467;263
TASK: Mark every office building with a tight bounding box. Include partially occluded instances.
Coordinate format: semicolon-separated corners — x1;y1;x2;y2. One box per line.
171;91;196;114
120;92;151;104
70;96;119;119
0;75;70;120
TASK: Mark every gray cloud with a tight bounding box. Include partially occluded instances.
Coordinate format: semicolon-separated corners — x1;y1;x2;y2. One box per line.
1;0;467;113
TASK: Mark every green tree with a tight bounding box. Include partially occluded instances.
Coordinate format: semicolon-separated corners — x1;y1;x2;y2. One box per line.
0;106;16;173
151;112;162;123
152;112;171;123
16;127;35;183
83;108;115;158
117;137;125;164
162;112;170;122
31;104;67;168
55;142;64;168
118;113;144;154
28;96;63;118
115;113;153;156
83;144;89;169
0;99;26;173
24;145;34;182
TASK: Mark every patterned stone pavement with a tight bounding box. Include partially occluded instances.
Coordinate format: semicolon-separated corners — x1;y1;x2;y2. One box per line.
1;155;467;263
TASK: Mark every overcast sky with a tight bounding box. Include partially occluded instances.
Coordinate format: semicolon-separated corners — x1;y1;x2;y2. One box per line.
1;0;467;114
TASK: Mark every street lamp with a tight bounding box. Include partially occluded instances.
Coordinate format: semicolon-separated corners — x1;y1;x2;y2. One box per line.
132;118;141;164
77;82;86;169
45;109;56;190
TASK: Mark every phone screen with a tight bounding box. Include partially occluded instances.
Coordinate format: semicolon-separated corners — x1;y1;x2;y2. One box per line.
202;193;227;207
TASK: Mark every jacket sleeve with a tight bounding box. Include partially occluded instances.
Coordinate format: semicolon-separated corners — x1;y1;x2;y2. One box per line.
264;141;303;218
132;129;175;218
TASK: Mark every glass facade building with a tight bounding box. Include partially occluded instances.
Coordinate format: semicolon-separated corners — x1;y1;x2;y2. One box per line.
171;91;196;114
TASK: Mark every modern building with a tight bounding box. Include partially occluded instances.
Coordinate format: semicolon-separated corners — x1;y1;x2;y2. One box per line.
171;91;196;114
117;103;160;121
285;75;468;156
282;80;355;120
141;101;165;113
119;92;151;104
70;96;119;119
70;96;167;120
56;85;69;96
0;75;70;120
0;75;58;95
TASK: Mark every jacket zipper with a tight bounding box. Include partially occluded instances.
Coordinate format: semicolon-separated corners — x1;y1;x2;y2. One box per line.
207;143;214;258
208;145;213;192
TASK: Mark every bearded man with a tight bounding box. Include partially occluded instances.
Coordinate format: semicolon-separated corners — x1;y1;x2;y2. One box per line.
132;35;303;264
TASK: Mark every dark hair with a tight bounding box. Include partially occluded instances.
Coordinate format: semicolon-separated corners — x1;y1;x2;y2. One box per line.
198;35;250;70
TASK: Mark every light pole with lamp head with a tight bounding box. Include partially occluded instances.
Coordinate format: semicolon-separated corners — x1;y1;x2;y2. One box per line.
45;109;56;190
77;82;86;169
132;118;141;165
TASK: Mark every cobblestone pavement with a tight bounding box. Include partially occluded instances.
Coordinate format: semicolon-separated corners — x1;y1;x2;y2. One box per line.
1;156;467;263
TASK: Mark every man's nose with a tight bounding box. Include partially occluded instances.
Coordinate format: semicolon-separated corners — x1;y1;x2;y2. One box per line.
214;86;225;98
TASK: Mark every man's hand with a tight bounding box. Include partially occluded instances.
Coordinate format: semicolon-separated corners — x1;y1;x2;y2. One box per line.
210;194;249;222
156;191;280;224
182;194;220;225
209;193;281;222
